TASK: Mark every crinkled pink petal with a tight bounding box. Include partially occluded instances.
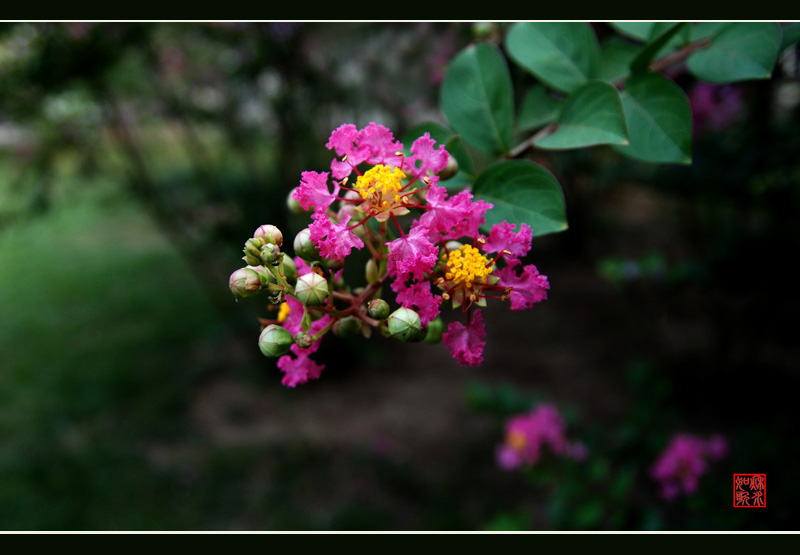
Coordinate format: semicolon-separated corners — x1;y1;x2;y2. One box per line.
402;132;449;179
495;262;549;310
394;279;442;325
326;123;369;179
442;309;486;366
419;184;492;242
386;223;439;280
358;122;404;167
277;350;325;388
480;221;533;264
309;212;364;260
294;171;339;212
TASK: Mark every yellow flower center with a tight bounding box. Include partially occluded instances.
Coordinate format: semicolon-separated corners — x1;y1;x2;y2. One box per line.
354;164;407;209
507;430;527;451
277;301;291;323
445;245;493;289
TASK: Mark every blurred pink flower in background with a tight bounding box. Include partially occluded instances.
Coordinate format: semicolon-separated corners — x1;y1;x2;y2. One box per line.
690;82;743;134
496;404;587;470
651;433;727;500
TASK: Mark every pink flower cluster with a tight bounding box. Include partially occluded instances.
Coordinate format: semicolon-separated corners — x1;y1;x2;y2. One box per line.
496;404;587;470
288;122;549;372
650;433;727;500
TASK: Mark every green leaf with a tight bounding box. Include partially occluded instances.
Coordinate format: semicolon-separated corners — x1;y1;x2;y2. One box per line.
610;22;656;42
689;22;729;42
630;23;687;73
440;43;514;155
301;306;311;333
534;81;628;150
516;86;561;133
472;160;567;236
687;23;782;83
402;121;475;177
781;23;800;51
595;37;641;83
505;22;599;94
615;72;692;164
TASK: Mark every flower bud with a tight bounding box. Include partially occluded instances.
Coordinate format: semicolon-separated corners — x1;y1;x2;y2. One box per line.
322;256;344;273
423;317;444;344
281;255;298;284
243;237;264;266
437;155;459;181
295;272;328;306
260;243;282;266
254;224;283;247
258;324;293;357
229;267;262;298
294;331;313;349
365;258;379;285
367;298;390;320
387;307;426;342
293;228;321;262
287;188;307;215
333;315;361;337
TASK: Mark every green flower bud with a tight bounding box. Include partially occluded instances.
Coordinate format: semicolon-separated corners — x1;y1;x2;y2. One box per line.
254;224;283;247
423;317;444;344
243;237;264;266
333;315;361;337
387;307;426;342
281;255;298;284
367;298;390;320
229;267;262;298
260;243;282;266
294;331;313;349
295;272;328;306
258;324;293;357
365;258;379;284
437;155;459;181
287;188;307;215
293;228;321;262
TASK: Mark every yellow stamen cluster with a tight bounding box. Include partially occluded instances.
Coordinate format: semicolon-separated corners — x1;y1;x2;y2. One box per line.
354;164;407;208
277;301;291;323
507;430;527;451
445;245;493;289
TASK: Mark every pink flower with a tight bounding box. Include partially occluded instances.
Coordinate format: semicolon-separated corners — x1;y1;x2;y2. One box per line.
386;221;439;279
442;309;486;366
419;184;492;242
480;221;533;265
690;83;742;134
293;171;339;213
402;132;450;179
393;279;442;326
277;349;325;388
326;122;403;179
650;433;727;500
495;261;549;311
496;404;585;470
309;211;364;260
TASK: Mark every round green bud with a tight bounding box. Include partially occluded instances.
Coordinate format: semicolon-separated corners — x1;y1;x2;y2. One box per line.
295;272;328;306
437;155;459;181
229;267;262;298
258;324;293;357
254;224;283;247
259;243;282;266
387;307;426;343
294;331;313;349
333;315;361;337
365;258;379;285
287;188;307;215
367;298;390;320
423;317;445;344
281;255;298;284
243;237;265;266
293;228;321;262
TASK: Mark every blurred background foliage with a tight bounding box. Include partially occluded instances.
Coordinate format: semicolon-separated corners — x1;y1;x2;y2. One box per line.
1;22;798;530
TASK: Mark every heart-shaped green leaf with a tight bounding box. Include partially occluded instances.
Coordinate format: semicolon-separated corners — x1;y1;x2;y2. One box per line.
687;23;781;83
473;160;567;236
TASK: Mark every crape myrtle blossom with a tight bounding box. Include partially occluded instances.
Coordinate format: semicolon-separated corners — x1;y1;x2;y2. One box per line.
496;404;587;470
229;122;551;386
650;433;727;500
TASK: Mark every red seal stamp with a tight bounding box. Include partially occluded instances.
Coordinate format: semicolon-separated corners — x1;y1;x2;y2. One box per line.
733;473;766;508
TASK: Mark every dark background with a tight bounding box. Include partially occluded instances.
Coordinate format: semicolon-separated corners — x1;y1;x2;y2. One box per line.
0;22;797;531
